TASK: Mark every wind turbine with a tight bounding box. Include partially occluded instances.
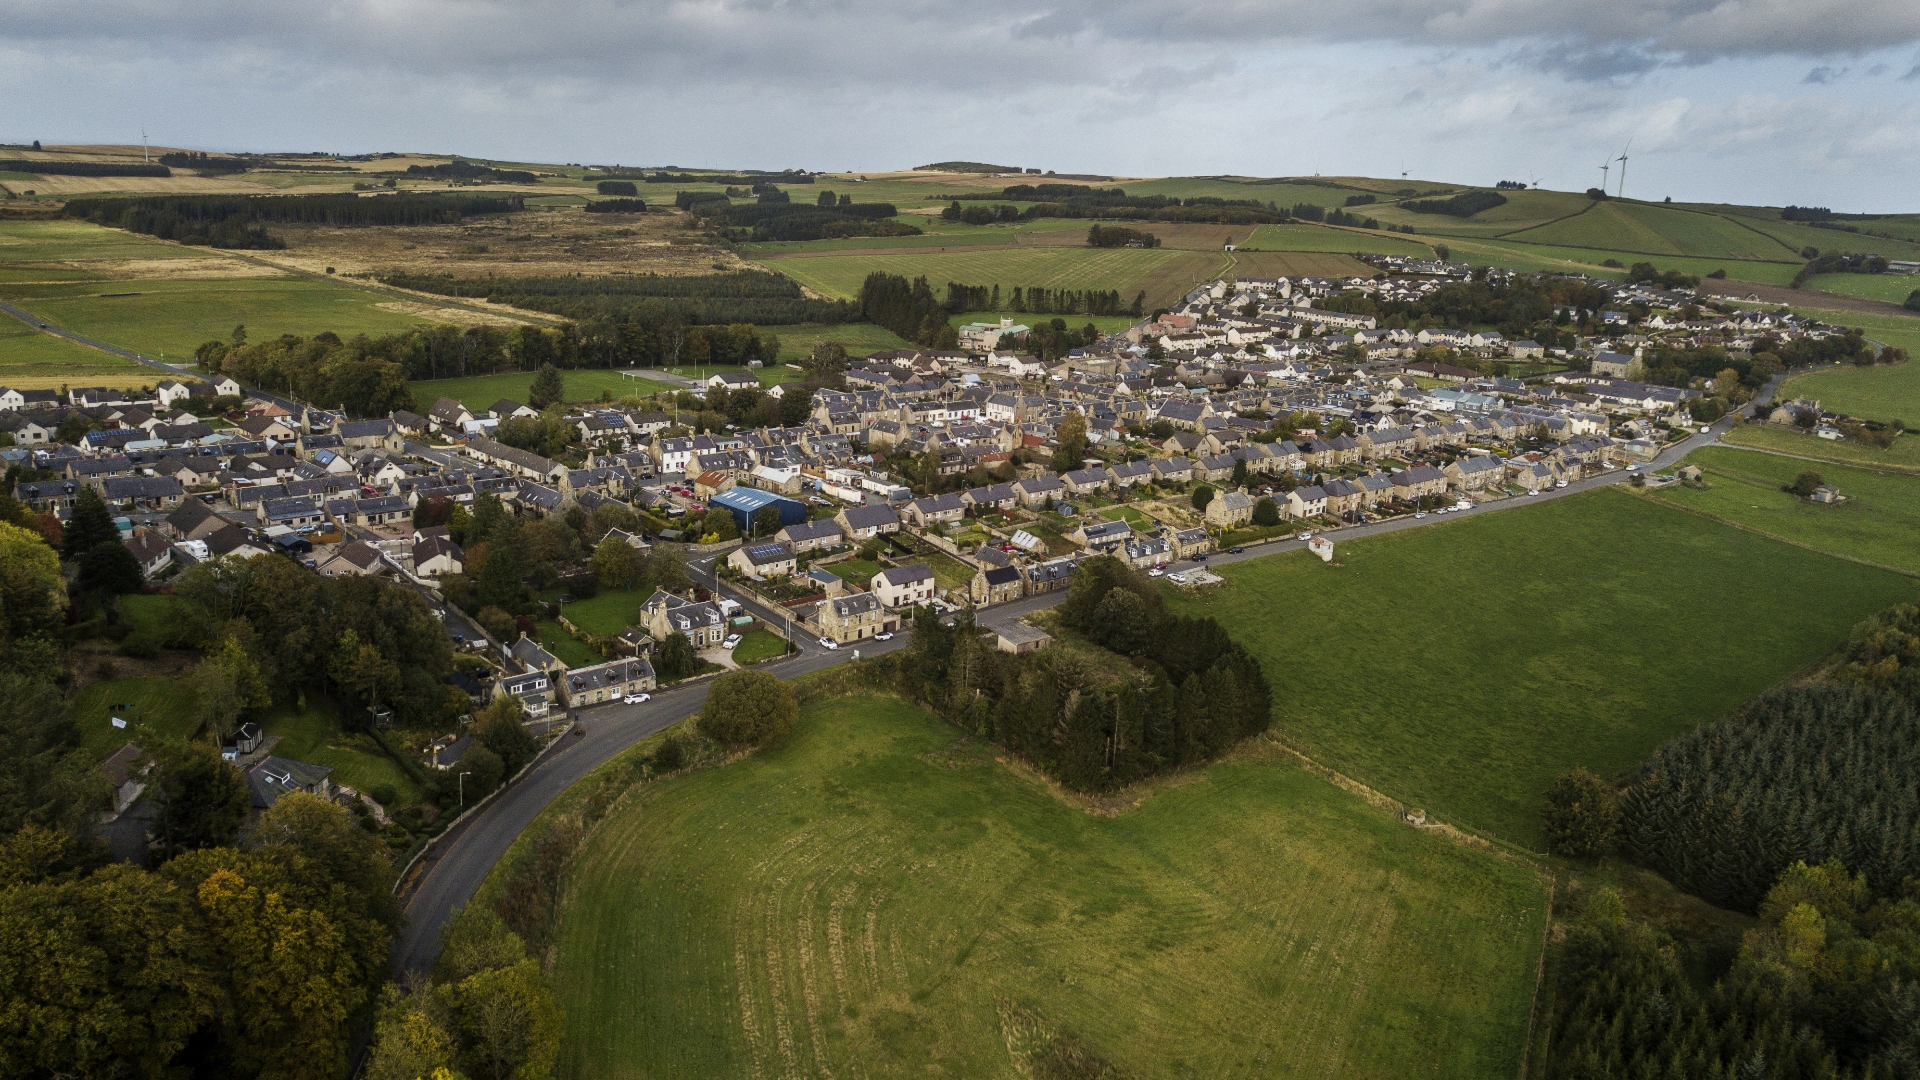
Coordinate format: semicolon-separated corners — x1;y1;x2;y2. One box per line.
1615;139;1632;199
1530;175;1544;189
141;130;149;163
1598;159;1610;192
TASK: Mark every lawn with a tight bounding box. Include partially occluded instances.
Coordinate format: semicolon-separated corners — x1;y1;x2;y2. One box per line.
947;310;1139;336
1166;488;1918;849
259;697;422;803
729;629;788;664
550;694;1548;1080
0;218;210;264
409;369;679;411
0;320;156;389
829;558;883;586
1644;445;1920;573
69;675;201;758
0;276;437;362
555;588;649;636
535;620;603;669
119;593;187;640
1722;423;1920;472
662;364;802;386
1780;357;1920;426
1098;504;1156;529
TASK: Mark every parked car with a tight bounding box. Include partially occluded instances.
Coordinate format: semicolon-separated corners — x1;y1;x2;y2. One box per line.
722;634;742;649
818;636;839;649
1625;464;1640;472
1231;547;1244;554
1194;552;1208;561
623;693;650;705
1148;568;1164;578
1555;480;1568;488
1527;489;1541;496
1297;532;1313;541
874;631;894;641
1415;512;1428;518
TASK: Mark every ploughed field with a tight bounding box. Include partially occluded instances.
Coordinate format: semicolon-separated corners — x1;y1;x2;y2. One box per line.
550;694;1548;1080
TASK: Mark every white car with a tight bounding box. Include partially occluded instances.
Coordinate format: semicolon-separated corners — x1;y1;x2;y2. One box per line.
1148;568;1164;578
623;693;650;705
1414;511;1428;519
1297;532;1313;541
818;636;839;650
1555;480;1569;488
1527;488;1541;496
874;631;894;641
1625;464;1640;472
722;634;742;649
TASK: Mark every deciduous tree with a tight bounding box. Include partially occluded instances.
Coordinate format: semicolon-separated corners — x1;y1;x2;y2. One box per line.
698;669;797;746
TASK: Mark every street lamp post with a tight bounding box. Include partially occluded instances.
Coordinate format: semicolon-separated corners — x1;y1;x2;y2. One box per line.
457;770;473;806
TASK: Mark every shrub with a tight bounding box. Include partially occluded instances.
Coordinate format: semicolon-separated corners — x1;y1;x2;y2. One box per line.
697;670;798;746
1541;767;1618;858
1252;497;1280;526
652;734;686;771
1191;484;1215;511
369;783;398;806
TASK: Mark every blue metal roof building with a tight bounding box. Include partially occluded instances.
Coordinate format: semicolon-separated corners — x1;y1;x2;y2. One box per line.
709;486;807;532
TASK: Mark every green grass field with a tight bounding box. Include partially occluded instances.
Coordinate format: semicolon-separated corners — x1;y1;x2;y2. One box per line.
556;588;648;636
0;277;438;362
1243;223;1433;257
0;219;210;263
1168;489;1917;849
830;558;883;586
768;322;914;360
1644;445;1920;573
1498;202;1802;261
70;675;201;758
1802;273;1920;306
759;246;1209;306
1721;423;1920;472
1437;236;1801;285
663;363;801;386
1780;351;1920;427
948;310;1140;335
551;693;1548;1080
535;620;602;669
260;697;421;802
410;369;679;411
0;320;156;388
729;629;788;664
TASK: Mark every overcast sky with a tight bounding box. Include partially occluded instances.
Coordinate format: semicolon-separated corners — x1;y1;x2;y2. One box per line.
4;0;1918;210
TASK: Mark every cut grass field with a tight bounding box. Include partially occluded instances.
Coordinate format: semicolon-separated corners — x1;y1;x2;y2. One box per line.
70;675;201;758
1644;445;1920;574
409;369;678;411
260;697;422;803
1780;356;1920;427
768;322;914;361
729;628;789;664
535;621;603;670
1801;273;1920;306
555;588;648;636
1721;423;1920;473
1;277;439;362
0;320;156;389
0;219;210;264
1167;489;1918;849
551;693;1548;1080
947;310;1140;335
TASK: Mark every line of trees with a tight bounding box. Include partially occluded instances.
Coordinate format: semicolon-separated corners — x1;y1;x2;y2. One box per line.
0;159;170;177
880;556;1273;793
681;193;920;241
644;170;812;185
1402;191;1508;217
1086;224;1160;248
379;269;853;327
937;184;1291;225
157;151;249;173
596;180;638;196
858;272;959;348
65;192;523;249
404;161;539;183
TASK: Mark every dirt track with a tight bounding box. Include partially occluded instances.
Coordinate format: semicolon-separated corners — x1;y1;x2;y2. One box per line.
1701;279;1920;319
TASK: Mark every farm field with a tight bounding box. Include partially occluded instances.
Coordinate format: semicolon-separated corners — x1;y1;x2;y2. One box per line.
0;218;211;264
1168;489;1917;849
1721;423;1920;472
1437;235;1801;285
0;320;157;389
1779;354;1920;426
409;369;679;411
1242;223;1432;257
758;246;1219;308
947;310;1139;335
1367;188;1599;237
1644;445;1920;573
1221;250;1380;281
1497;202;1802;261
550;693;1548;1080
0;276;439;362
1801;273;1920;306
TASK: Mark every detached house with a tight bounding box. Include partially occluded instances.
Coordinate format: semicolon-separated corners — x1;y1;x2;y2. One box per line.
815;592;893;643
642;589;728;648
1205;490;1255;527
727;541;798;580
870;563;936;609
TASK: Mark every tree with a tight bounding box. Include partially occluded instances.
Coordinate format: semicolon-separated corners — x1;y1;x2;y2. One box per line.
194;634;271;742
148;740;250;856
474;698;538;776
527;363;565;410
1788;470;1824;497
1091;588;1151;656
752;505;784;538
331;627;403;724
590;535;642;590
461;745;505;800
449;959;559;1080
0;676;104;835
1230;457;1250;489
61;487;118;561
655;631;697;680
0;522;65;668
1191;484;1215;512
1052;412;1089;474
698;669;798;746
474;531;525;611
651;546;691;593
364;996;460;1080
1252;497;1281;527
75;540;143;597
1542;767;1619;858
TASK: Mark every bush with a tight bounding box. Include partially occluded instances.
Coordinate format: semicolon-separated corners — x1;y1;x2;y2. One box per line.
1252;497;1280;526
1191;484;1215;511
1541;767;1618;858
697;670;798;746
652;734;686;771
369;783;398;806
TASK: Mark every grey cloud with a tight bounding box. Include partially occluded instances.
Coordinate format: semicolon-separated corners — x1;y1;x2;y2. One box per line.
1803;65;1846;83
